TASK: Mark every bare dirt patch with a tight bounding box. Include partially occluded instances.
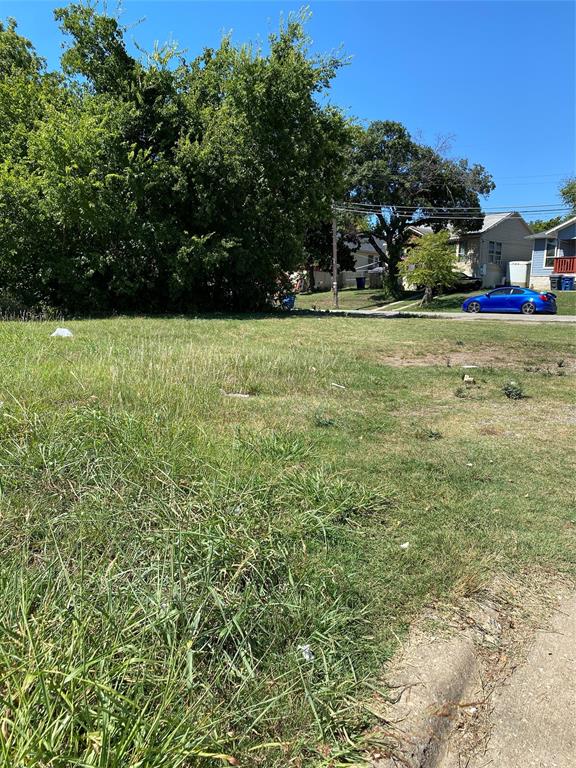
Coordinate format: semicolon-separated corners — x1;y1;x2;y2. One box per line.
365;349;576;371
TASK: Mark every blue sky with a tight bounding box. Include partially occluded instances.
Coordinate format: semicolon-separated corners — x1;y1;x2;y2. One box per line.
1;1;574;220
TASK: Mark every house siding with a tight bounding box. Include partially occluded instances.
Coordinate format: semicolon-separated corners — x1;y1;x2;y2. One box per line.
453;216;532;287
530;238;549;277
529;217;576;289
479;216;533;266
558;222;576;240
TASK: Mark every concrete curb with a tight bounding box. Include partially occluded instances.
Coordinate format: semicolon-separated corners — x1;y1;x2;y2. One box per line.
368;580;574;768
372;633;481;768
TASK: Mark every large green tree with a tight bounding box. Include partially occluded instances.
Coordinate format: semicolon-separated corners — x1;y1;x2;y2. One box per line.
347;121;494;295
0;6;352;313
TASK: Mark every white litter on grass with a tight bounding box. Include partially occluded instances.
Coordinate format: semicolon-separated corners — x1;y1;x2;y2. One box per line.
297;644;314;662
223;392;250;398
462;365;479;369
400;542;410;550
51;327;73;338
331;383;346;389
466;462;473;467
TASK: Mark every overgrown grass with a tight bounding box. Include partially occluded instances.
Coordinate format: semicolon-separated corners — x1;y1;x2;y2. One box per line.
0;316;574;765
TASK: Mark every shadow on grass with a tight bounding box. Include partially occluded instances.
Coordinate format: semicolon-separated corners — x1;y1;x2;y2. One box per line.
421;290;484;312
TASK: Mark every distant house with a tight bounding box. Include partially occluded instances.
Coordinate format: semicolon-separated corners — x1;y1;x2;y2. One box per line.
449;212;533;288
313;225;432;290
525;215;576;292
312;237;383;290
311;214;534;292
408;225;434;239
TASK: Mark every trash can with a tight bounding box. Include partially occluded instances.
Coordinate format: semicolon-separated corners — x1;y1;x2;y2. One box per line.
561;276;575;291
355;276;366;290
550;275;563;291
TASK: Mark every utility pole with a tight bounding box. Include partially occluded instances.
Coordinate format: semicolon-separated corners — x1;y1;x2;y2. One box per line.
332;213;339;309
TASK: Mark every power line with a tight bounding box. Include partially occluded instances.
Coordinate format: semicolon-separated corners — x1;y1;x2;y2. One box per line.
334;214;571;222
494;173;570;179
336;201;569;212
332;207;572;221
349;170;572;182
333;204;572;217
489;181;570;186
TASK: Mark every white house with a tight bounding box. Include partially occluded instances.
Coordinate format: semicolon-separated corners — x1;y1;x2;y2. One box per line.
449;212;533;288
525;215;576;292
312;237;384;290
312;225;432;290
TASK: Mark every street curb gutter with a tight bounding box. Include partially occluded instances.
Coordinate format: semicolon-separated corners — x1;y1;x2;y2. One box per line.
368;580;574;768
372;634;481;768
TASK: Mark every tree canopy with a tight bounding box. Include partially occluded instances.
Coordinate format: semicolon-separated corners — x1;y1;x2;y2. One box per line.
347;121;494;294
560;177;576;212
0;5;352;313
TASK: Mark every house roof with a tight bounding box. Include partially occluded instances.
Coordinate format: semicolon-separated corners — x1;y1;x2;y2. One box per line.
524;214;576;239
408;225;434;237
450;212;532;242
469;212;509;233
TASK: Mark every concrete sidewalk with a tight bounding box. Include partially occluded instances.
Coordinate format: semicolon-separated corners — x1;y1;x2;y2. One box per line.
458;592;576;768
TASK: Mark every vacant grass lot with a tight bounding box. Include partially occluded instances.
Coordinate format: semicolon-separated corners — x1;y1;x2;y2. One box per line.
0;316;574;766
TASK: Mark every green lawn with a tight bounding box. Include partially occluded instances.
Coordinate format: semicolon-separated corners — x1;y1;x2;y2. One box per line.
296;287;398;311
0;316;574;766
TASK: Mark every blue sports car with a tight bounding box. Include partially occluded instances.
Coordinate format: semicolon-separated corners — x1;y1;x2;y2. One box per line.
461;287;557;315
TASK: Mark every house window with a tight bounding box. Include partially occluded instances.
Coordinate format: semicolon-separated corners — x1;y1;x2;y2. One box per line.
488;241;502;264
458;240;468;258
544;238;556;268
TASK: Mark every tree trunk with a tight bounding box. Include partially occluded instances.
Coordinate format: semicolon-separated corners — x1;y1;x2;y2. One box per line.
307;264;315;292
422;284;433;305
368;233;387;267
385;240;404;298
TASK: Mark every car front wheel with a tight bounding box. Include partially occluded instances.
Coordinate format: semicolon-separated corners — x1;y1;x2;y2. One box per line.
467;301;481;313
521;302;536;315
